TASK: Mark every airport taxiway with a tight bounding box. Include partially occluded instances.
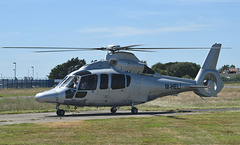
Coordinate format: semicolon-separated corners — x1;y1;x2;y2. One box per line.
0;110;203;126
1;108;240;126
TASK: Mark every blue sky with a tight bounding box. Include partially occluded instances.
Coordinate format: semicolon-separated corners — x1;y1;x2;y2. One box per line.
0;0;239;79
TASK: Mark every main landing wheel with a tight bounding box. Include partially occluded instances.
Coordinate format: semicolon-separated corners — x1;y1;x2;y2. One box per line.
110;107;117;113
56;109;65;116
131;107;138;114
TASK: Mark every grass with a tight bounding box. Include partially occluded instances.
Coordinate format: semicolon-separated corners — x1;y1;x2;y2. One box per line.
0;88;50;97
0;111;240;144
0;98;55;114
0;87;240;114
0;87;240;144
139;87;240;111
224;81;240;86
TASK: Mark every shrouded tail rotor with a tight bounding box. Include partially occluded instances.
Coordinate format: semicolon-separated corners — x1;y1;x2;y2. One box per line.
195;70;223;97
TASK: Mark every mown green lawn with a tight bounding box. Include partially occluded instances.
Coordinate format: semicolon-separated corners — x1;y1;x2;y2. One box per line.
0;111;240;144
0;87;240;144
0;88;50;97
224;81;240;86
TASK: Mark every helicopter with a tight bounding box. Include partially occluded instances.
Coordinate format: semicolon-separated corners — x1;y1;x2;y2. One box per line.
4;43;224;116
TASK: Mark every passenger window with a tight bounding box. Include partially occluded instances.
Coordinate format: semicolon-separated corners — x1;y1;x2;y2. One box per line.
100;74;108;89
79;75;98;90
126;75;131;87
111;74;125;89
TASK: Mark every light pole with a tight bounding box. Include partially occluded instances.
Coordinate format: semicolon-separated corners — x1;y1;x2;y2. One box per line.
31;66;34;79
13;62;16;80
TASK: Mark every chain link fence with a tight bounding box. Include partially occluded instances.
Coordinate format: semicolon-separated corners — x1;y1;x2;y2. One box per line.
0;79;54;89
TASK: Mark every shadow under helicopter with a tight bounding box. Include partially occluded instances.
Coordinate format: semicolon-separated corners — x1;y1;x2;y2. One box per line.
46;108;240;119
46;110;181;118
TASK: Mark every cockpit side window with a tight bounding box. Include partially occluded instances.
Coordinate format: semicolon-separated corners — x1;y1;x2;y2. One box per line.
111;74;125;89
100;74;108;89
79;74;98;90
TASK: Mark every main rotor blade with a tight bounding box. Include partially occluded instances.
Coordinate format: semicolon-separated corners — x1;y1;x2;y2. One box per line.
128;47;212;50
127;47;231;50
3;46;231;53
126;49;155;52
3;46;104;50
34;49;93;53
120;44;143;48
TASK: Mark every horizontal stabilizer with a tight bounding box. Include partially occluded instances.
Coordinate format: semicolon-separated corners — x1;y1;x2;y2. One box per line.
190;85;208;88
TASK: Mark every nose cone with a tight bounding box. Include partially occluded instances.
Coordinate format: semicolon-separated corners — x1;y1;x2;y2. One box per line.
35;89;59;103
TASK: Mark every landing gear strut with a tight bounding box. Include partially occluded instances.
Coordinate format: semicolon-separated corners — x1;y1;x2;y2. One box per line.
56;104;65;116
110;107;117;113
131;102;138;114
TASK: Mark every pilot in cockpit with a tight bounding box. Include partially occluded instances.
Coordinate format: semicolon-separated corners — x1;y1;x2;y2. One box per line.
73;77;79;88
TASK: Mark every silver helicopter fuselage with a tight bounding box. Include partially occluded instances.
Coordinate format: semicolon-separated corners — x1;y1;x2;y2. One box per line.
35;43;223;109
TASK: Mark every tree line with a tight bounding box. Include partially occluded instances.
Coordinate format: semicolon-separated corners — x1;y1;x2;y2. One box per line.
151;62;200;79
48;57;86;79
48;57;237;80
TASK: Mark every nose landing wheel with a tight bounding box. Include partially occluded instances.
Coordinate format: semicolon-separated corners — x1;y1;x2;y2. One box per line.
56;104;65;116
56;109;65;116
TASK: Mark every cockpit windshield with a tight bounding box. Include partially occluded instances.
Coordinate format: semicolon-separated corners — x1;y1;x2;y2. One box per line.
55;76;67;87
56;71;91;88
57;76;79;88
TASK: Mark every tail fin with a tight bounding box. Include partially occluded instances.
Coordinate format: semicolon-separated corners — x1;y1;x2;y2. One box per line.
194;43;224;97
